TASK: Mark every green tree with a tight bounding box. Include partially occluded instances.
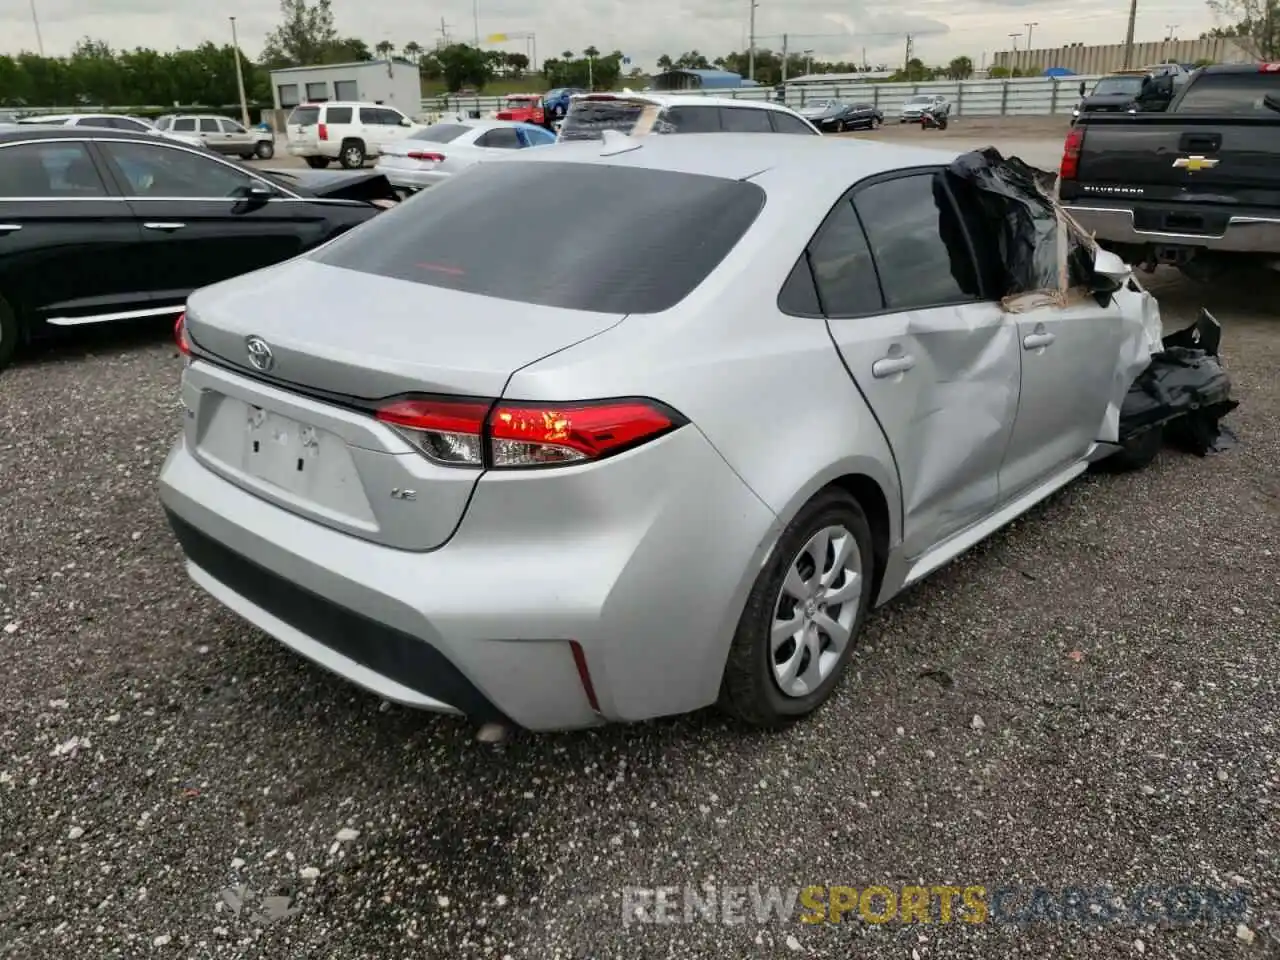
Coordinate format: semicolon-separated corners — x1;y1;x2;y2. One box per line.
656;53;673;70
1205;0;1278;58
403;41;423;64
260;0;340;67
988;65;1012;78
946;55;973;80
374;40;395;58
437;43;492;92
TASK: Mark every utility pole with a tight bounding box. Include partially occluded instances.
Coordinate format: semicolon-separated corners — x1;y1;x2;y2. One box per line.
473;0;480;46
28;0;44;56
804;49;814;75
780;33;788;83
1122;0;1138;69
1008;32;1021;51
229;17;249;127
438;16;452;47
1024;21;1038;49
903;34;913;72
747;0;759;81
861;47;867;71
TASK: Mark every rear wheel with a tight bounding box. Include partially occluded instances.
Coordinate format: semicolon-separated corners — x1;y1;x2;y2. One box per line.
255;140;275;160
339;140;366;169
304;156;330;169
836;119;847;133
719;489;875;728
0;292;19;373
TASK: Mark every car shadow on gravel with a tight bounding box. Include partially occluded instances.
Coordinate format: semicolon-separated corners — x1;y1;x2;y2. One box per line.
10;318;178;371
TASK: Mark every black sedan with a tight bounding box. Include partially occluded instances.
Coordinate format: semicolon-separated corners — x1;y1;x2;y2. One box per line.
0;125;397;371
797;99;883;133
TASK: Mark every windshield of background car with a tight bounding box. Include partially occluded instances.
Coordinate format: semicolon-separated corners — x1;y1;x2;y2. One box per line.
505;97;539;107
311;161;767;314
288;106;320;126
906;96;932;104
558;99;650;140
1174;72;1280;113
1092;77;1144;96
409;123;471;143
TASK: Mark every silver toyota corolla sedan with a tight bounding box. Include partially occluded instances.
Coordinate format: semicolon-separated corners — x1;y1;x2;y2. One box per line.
160;133;1162;732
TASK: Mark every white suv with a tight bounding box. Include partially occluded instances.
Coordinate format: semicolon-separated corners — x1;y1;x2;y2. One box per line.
285;102;417;169
557;93;820;141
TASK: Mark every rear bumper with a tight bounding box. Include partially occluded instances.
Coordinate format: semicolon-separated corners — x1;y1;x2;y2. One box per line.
158;421;778;731
374;164;449;189
287;143;336;159
1063;203;1280;254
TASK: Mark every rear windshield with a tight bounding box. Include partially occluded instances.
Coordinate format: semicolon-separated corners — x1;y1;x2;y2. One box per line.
1175;72;1280;113
410;123;470;143
1092;77;1144;96
289;106;320;126
311;161;766;314
558;100;648;141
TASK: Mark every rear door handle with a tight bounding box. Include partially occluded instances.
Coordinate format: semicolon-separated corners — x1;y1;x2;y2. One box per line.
872;354;916;378
0;224;21;233
1023;332;1056;349
143;222;186;232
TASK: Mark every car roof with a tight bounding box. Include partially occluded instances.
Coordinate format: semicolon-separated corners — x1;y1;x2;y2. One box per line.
516;129;959;183
0;125;180;145
570;92;797;112
301;101;405;109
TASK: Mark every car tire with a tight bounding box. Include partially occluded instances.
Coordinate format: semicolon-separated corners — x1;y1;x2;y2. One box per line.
304;157;330;169
0;292;19;373
1098;425;1164;473
255;141;275;160
873;116;882;128
836;119;846;133
339;140;366;169
718;488;875;728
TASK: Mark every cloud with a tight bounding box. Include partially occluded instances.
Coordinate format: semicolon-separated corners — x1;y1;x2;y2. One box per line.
1;0;1216;69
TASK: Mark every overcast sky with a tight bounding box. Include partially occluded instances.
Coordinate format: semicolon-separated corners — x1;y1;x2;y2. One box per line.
4;0;1224;68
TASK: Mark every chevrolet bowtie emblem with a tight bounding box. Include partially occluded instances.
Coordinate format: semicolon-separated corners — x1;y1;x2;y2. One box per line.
1173;155;1219;172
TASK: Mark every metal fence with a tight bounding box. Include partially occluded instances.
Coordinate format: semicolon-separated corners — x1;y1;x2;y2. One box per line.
425;75;1106;120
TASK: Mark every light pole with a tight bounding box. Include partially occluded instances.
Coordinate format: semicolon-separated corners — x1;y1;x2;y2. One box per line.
229;17;250;127
747;0;759;81
1008;32;1021;51
473;0;480;47
1024;21;1038;49
29;0;44;56
803;48;814;75
1122;0;1138;68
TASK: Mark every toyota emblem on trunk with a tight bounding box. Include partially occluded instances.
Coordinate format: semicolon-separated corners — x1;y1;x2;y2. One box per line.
245;336;274;372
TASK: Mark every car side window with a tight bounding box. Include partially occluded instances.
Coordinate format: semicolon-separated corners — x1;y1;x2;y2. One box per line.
359;107;379;124
663;106;721;132
0;142;110;198
382;109;408;126
852;173;979;310
199;118;221;133
326;107;353;125
770;111;816;134
804;198;883;316
476;128;522;149
173;118;196;132
721;107;774;133
100;141;259;198
113;117;151;132
220;119;246;134
523;126;555;145
75;117;113;129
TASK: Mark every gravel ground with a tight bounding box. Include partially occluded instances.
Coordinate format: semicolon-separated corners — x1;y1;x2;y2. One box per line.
1;239;1277;954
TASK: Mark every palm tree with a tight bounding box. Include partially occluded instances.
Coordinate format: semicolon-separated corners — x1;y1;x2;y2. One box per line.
583;46;600;60
375;40;395;59
403;41;423;65
656;54;673;70
562;50;574;60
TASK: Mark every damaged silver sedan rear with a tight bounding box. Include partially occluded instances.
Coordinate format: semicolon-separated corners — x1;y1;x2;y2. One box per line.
159;135;1235;733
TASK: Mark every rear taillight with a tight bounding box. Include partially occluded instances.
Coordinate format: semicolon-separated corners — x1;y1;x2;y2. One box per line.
1260;62;1280;72
374;397;684;468
407;151;444;162
174;312;190;356
1060;125;1084;181
318;123;328;140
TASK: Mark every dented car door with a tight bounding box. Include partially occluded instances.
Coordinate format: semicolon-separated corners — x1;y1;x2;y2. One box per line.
817;171;1022;562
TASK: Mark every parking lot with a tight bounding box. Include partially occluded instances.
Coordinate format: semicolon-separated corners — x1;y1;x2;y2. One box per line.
1;119;1278;957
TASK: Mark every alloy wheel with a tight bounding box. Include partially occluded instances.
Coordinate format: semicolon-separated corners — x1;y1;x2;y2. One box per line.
770;524;862;698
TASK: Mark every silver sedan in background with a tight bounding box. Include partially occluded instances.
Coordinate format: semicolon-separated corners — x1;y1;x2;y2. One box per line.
374;119;556;193
160;134;1164;733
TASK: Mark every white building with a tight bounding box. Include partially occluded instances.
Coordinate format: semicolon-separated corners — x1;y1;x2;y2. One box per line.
269;59;421;114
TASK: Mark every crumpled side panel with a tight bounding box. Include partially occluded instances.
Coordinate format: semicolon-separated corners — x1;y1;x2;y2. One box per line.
1098;281;1165;443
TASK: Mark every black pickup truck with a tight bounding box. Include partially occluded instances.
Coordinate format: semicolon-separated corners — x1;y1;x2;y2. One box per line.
1058;63;1280;280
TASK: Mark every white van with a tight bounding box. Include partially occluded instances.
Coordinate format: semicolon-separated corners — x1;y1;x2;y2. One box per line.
285;102;417;169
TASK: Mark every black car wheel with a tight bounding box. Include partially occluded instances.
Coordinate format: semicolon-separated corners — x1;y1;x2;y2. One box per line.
304;156;330;169
255;141;275;160
339;140;366;169
0;292;19;373
836;119;846;133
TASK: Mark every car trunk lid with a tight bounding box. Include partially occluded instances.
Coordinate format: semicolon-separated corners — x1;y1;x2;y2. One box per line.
181;257;626;550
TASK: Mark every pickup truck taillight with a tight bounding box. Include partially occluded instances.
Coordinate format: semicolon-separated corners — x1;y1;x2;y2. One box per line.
1060;126;1085;181
318;123;329;141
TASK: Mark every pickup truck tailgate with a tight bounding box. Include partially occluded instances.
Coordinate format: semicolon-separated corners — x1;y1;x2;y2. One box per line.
1070;114;1280;206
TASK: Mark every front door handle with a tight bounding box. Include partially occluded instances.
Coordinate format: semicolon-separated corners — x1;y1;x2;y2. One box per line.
0;224;21;234
144;222;186;232
872;354;916;378
1023;331;1056;350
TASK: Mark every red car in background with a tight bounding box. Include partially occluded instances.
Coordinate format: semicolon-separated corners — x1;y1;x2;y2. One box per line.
495;95;546;126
